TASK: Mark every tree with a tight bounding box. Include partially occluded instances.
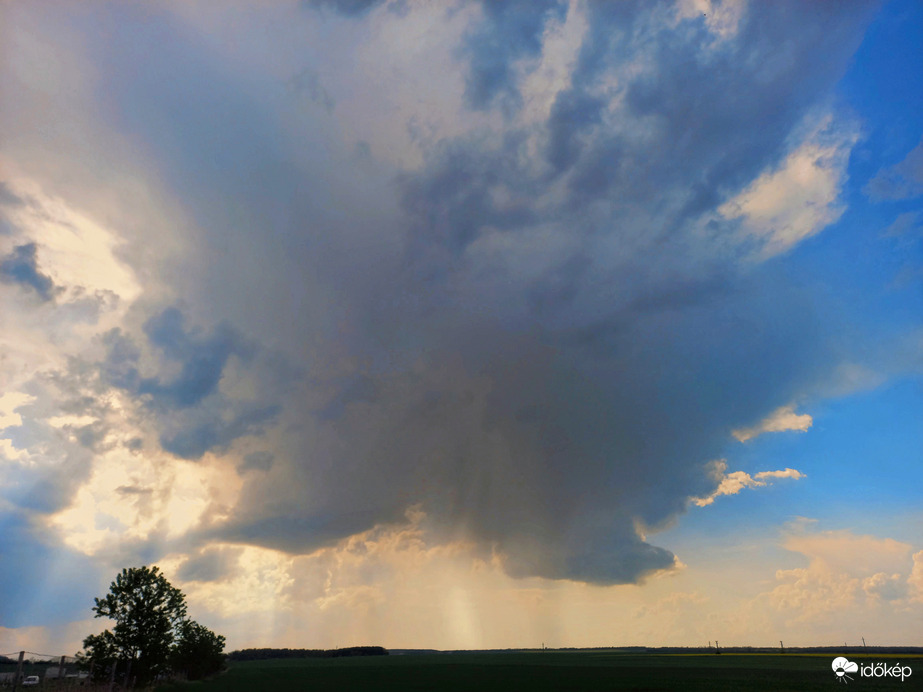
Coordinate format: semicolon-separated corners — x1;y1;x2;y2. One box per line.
79;630;119;678
81;566;223;685
171;619;227;680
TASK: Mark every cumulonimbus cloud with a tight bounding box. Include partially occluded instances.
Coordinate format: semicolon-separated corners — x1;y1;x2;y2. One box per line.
0;0;880;591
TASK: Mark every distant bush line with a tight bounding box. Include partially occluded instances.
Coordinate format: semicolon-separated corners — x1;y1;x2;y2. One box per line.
227;647;388;661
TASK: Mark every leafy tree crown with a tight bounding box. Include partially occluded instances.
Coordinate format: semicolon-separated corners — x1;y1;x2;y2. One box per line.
81;566;222;684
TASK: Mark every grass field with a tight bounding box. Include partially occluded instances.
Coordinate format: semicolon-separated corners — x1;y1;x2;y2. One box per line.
155;651;922;692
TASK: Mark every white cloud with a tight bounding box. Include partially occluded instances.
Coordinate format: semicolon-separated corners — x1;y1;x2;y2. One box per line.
757;528;920;630
909;551;923;603
0;391;34;429
160;544;295;619
0;176;140;303
720;115;857;258
692;459;805;506
862;572;907;601
50;443;242;555
782;526;914;577
732;404;813;442
767;565;859;620
0;172;142;410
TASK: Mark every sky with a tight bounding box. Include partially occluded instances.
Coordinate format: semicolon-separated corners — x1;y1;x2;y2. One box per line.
1;0;922;654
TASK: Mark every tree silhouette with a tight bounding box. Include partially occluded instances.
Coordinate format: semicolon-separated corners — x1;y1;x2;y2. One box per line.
171;619;227;680
81;566;224;685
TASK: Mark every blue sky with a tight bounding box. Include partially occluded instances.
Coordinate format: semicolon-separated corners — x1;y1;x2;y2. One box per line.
1;0;922;653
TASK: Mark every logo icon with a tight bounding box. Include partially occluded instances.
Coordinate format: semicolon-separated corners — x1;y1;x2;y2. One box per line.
832;657;858;683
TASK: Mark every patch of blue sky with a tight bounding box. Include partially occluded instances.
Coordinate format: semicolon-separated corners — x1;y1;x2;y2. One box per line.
669;0;923;548
839;0;923;164
792;379;923;516
0;513;102;628
784;0;923;320
658;376;923;552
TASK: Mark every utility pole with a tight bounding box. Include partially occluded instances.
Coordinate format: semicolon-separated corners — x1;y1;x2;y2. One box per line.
862;637;866;648
11;651;24;692
780;641;784;652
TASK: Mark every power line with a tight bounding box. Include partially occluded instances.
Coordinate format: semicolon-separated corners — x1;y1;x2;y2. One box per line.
25;651;68;660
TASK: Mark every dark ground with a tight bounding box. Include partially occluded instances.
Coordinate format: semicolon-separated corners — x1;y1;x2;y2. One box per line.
154;649;923;691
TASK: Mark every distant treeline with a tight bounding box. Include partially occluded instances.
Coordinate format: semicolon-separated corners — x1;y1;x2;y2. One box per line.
0;658;60;666
228;647;388;661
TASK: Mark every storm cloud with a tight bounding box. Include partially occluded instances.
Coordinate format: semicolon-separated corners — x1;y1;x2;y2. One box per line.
99;307;286;460
187;1;875;583
1;0;887;590
0;243;57;301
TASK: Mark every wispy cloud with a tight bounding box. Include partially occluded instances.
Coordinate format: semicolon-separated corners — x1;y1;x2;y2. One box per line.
732;405;813;442
719;117;858;258
864;137;923;201
692;460;806;506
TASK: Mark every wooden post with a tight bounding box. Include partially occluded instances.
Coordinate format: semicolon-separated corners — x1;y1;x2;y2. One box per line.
124;658;132;689
59;655;67;680
11;651;24;692
107;661;116;692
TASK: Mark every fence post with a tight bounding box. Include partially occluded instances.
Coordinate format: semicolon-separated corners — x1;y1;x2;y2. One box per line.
11;651;24;692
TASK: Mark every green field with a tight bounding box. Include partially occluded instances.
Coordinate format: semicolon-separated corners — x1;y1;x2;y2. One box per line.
155;651;921;692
